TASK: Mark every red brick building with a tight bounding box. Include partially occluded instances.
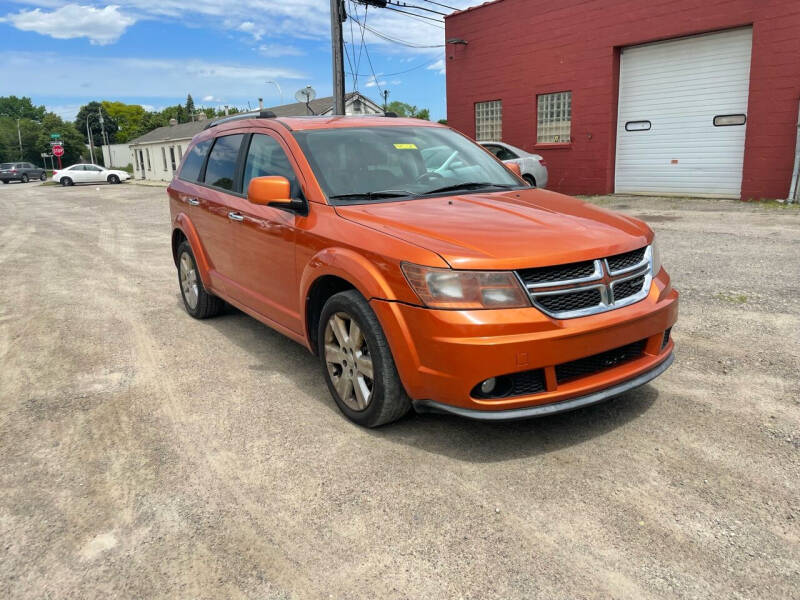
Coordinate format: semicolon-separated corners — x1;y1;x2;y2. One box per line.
445;0;800;200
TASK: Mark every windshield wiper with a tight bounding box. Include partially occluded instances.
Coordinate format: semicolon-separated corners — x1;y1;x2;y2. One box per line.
329;190;415;201
422;182;515;195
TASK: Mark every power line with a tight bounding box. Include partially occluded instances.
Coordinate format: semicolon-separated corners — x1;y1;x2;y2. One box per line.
345;55;442;78
384;6;445;27
418;0;458;10
387;1;448;16
360;8;384;96
349;13;446;48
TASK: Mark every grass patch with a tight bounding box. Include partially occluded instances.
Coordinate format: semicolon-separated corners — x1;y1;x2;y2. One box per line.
715;292;748;304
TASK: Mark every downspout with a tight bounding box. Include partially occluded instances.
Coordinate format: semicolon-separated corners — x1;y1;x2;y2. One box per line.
788;100;800;203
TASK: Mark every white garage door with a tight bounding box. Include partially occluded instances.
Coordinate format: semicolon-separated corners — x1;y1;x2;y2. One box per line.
615;28;752;197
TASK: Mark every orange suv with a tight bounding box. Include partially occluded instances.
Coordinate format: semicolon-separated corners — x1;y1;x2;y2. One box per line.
168;113;677;427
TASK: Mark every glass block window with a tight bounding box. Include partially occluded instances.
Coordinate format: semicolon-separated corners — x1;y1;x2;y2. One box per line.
537;91;571;144
475;100;502;141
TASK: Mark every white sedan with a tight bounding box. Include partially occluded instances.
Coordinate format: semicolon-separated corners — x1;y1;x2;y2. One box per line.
480;141;548;188
52;164;131;186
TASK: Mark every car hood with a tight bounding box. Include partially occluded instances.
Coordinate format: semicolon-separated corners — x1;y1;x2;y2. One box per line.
334;188;652;270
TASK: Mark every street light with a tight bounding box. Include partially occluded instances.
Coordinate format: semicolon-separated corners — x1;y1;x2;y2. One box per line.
266;80;283;105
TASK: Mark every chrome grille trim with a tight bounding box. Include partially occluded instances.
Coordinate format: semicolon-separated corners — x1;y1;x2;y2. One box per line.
517;246;653;319
522;260;604;290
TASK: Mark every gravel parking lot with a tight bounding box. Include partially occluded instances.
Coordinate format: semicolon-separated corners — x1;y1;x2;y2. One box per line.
1;181;798;599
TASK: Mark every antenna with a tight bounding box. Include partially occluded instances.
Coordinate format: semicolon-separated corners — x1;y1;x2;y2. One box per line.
294;86;317;115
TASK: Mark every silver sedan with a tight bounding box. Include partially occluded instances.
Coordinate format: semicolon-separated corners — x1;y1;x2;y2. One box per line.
481;141;548;188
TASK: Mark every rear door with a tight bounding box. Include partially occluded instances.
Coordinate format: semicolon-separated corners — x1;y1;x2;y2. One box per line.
189;133;246;295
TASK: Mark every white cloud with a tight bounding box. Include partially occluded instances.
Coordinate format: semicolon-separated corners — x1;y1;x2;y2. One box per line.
427;58;446;75
257;43;305;58
5;4;136;45
237;20;262;41
0;52;307;99
365;76;386;89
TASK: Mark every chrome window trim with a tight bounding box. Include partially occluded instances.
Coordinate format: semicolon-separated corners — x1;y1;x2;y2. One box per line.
518;245;653;319
522;259;604;290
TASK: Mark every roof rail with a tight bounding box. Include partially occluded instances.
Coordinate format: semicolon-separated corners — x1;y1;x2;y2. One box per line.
204;110;277;130
383;111;398;118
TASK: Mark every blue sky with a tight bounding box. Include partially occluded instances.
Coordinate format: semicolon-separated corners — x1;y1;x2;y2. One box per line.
0;1;483;122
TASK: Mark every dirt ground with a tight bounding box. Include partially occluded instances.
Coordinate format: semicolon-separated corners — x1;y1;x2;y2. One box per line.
1;181;798;599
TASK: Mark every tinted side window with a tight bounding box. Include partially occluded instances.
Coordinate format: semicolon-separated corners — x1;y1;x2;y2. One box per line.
242;135;300;197
179;139;212;183
203;135;244;191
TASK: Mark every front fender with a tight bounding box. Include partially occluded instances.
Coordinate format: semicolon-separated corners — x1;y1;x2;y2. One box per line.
173;212;213;289
299;247;414;306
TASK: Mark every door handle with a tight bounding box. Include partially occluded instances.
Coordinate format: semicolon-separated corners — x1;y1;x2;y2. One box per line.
186;197;200;206
228;211;244;222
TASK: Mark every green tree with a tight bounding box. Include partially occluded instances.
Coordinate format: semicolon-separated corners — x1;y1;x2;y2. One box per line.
38;113;86;166
0;96;46;121
102;101;147;143
386;101;430;120
75;101;118;148
185;94;195;116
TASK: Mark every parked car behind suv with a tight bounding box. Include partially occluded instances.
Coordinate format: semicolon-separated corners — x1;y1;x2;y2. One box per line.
1;162;46;184
168;114;677;427
480;141;548;188
52;164;130;186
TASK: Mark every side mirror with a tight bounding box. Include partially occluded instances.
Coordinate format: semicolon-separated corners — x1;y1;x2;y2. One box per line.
504;161;523;178
248;176;292;206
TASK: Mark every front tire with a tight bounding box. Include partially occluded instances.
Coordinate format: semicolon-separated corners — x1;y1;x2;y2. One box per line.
108;174;120;184
319;290;411;427
21;174;29;183
40;172;47;181
176;240;224;319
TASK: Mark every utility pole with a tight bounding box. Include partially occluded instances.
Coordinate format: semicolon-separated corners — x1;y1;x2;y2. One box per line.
383;90;389;112
329;0;346;115
16;118;23;160
86;116;95;164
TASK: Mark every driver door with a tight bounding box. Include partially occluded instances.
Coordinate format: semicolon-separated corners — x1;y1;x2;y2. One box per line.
223;132;303;333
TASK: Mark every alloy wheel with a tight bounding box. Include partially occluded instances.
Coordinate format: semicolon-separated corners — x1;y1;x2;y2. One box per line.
179;252;199;309
324;312;374;411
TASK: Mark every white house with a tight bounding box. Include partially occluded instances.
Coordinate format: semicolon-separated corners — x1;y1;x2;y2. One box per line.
128;92;383;182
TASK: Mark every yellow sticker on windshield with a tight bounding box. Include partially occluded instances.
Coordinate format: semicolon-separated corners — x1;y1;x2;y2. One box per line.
393;143;418;150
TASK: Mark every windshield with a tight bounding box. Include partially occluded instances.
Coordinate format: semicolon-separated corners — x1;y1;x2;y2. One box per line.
292;126;522;202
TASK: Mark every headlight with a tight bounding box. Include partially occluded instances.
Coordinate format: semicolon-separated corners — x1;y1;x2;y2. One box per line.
650;239;662;275
401;263;530;309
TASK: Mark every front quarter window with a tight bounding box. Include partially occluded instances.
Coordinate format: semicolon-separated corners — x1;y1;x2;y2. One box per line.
293;126;521;203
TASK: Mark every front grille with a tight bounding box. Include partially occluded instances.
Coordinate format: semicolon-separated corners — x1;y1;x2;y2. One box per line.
556;339;647;384
661;327;672;350
606;247;647;273
517;245;652;319
612;275;646;302
535;288;602;313
518;260;596;286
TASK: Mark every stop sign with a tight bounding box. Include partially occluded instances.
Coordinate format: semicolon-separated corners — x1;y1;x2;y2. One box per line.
52;145;64;157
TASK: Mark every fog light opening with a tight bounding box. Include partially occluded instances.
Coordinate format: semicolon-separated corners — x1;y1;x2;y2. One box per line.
480;378;497;395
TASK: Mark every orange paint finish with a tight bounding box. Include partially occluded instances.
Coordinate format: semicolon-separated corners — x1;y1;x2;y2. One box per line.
169;115;678;417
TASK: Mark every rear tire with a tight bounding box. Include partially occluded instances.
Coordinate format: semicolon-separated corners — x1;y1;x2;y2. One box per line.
319;290;411;427
176;240;224;319
523;174;536;187
21;174;28;183
108;174;120;184
60;177;73;187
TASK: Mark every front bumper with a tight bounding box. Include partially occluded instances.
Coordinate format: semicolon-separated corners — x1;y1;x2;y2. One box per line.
370;269;678;416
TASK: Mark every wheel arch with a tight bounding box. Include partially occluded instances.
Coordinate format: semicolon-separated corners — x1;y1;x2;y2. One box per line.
172;213;213;288
300;247;405;355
